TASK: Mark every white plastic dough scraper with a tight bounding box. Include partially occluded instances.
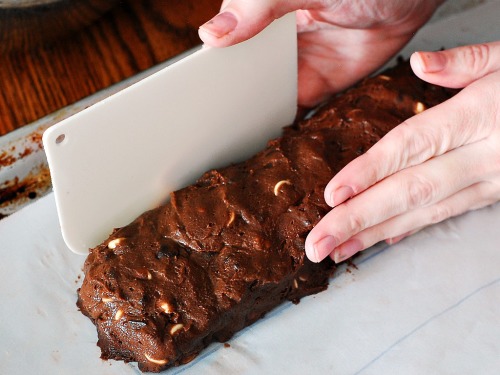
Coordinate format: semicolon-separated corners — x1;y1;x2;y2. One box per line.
43;13;297;254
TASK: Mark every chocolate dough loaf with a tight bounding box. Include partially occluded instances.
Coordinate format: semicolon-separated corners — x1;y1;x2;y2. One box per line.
77;61;457;372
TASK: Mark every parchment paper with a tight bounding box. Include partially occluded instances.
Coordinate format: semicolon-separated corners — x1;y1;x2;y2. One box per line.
1;2;499;374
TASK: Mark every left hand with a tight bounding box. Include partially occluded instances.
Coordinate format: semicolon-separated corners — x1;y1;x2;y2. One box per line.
199;0;442;107
305;41;500;263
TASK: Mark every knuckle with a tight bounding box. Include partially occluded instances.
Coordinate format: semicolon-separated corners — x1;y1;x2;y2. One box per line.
368;225;389;244
338;199;366;235
373;123;411;173
358;150;384;183
428;203;452;224
462;43;491;75
449;88;494;144
387;121;443;166
408;130;440;160
346;209;366;234
406;175;436;209
468;182;500;210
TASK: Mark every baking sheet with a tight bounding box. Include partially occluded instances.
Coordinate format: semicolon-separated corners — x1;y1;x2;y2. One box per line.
1;2;500;374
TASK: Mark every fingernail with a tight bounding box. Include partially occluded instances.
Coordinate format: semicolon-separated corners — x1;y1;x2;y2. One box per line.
311;236;337;263
332;238;363;264
414;51;447;73
330;186;354;207
199;12;237;38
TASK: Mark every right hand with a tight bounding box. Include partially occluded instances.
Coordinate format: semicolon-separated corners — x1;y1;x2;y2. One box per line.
304;42;500;263
199;0;444;107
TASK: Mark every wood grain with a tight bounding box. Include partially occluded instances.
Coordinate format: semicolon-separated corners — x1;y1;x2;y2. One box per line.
0;0;221;136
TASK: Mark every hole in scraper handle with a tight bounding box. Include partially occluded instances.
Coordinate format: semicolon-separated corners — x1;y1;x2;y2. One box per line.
55;134;65;144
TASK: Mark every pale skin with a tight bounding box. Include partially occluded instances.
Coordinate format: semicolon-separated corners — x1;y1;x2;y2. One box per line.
199;0;500;264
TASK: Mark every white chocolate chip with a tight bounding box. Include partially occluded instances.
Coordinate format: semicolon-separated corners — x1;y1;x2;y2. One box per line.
273;180;292;196
293;279;298;289
169;323;184;335
114;309;124;320
160;301;173;314
147;270;152;280
414;101;426;114
298;276;307;282
101;297;113;303
145;353;168;365
107;238;125;249
379;75;391;81
226;211;236;226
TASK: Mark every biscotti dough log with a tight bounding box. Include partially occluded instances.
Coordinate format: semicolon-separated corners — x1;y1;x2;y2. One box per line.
77;61;457;372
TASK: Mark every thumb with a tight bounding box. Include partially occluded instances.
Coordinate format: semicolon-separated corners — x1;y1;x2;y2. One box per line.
410;41;500;88
198;0;314;47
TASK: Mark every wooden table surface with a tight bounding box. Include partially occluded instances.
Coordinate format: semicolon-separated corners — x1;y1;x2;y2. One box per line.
0;0;220;137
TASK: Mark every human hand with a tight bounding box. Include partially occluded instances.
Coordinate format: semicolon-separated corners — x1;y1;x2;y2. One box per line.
304;41;500;264
198;0;443;107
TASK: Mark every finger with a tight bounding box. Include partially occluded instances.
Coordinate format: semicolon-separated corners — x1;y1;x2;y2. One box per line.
306;139;495;263
199;0;324;47
410;41;500;88
322;81;496;208
330;180;500;263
